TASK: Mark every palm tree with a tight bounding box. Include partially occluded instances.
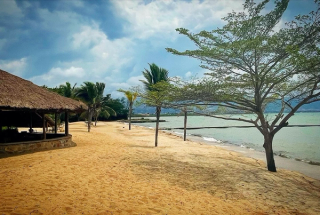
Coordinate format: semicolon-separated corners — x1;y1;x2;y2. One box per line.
93;94;116;126
59;82;77;98
75;82;115;132
118;89;138;130
141;63;169;91
140;63;169;147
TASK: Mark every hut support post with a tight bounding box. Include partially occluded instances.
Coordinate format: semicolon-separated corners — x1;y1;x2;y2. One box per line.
30;112;33;133
54;113;58;134
42;113;46;140
0;110;2;135
65;111;69;136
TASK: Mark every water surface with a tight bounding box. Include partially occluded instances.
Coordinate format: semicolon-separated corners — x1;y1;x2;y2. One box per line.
133;112;320;163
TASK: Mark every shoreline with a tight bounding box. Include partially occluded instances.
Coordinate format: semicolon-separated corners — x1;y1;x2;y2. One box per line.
150;127;320;180
188;134;320;180
133;113;320;165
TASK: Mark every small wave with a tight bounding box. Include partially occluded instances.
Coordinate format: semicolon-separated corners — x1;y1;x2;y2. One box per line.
174;131;184;135
203;137;221;142
308;161;320;166
192;134;203;137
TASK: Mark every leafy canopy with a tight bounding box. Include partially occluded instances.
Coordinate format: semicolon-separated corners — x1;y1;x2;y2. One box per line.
166;0;320;135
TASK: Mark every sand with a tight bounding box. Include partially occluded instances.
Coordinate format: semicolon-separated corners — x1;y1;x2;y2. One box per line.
1;121;320;214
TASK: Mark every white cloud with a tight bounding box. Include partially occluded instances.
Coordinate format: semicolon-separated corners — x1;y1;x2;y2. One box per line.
29;66;85;86
51;67;85;78
107;75;145;98
109;75;144;90
72;25;106;48
111;0;243;40
274;19;286;33
0;58;27;76
72;25;135;75
185;71;192;78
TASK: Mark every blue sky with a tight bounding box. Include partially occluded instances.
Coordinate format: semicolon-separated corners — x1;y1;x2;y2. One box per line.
0;0;316;97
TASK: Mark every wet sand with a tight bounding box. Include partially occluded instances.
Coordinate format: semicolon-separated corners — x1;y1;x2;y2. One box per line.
1;121;320;214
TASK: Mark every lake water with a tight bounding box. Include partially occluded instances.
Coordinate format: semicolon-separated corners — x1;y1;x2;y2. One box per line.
133;112;320;163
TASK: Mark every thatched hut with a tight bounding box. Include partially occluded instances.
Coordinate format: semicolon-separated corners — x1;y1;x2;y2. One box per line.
0;69;87;155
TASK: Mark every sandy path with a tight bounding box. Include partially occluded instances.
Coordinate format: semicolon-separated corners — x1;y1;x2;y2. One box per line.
0;121;320;214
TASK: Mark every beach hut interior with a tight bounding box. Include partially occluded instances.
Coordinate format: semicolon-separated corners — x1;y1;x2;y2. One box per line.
0;69;86;154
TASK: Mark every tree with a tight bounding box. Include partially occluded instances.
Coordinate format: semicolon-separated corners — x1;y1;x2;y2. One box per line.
103;98;128;120
140;63;169;147
59;82;77;98
75;82;115;132
93;94;116;126
166;0;320;172
118;89;138;130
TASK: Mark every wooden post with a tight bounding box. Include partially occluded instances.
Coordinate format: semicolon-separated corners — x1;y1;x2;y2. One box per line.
184;110;187;141
65;111;69;136
0;110;2;136
54;113;58;134
30;112;33;133
42;113;46;140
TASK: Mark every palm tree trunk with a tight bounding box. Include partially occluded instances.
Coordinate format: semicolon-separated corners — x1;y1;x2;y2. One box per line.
88;109;93;132
129;103;132;130
184;110;187;141
155;106;161;147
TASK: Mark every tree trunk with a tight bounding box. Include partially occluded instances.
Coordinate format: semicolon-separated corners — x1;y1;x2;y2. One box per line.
184;110;187;141
263;134;277;172
155;106;161;147
95;116;97;126
129;103;132;130
88;109;93;132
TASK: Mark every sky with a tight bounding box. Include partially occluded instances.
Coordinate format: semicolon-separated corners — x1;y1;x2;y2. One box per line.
0;0;316;98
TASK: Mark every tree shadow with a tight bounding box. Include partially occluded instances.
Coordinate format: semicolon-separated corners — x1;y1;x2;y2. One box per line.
127;144;155;149
133;157;246;198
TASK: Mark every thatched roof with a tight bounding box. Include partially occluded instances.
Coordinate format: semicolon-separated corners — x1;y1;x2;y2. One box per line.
0;69;87;112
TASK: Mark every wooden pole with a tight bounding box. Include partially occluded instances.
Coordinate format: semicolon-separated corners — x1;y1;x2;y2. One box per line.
30;112;33;133
65;111;69;136
0;110;2;136
54;113;58;134
184;110;187;141
42;113;46;140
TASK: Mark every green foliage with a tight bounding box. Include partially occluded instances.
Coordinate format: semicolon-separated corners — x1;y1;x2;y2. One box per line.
166;0;320;130
166;0;320;171
59;82;77;98
102;98;128;120
74;82;116;130
140;63;169;91
138;81;172;108
118;89;138;105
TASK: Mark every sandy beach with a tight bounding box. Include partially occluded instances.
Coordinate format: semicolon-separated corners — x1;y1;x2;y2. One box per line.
1;121;320;214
